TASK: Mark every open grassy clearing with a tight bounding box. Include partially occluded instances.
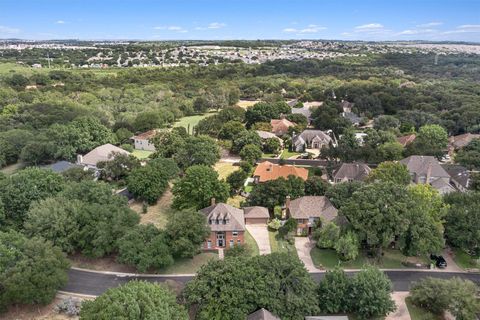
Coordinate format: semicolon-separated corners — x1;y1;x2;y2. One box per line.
268;230;297;257
129;187;173;228
310;247;429;270
173;111;218;132
131;149;154;160
237;99;261;109
244;230;260;256
405;297;442;320
159;252;218;274
214;161;239;180
452;248;479;270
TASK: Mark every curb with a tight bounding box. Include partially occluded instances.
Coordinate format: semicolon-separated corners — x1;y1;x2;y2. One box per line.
70;266;195;277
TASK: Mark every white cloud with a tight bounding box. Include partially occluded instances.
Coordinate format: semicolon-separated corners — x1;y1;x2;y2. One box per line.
153;25;187;33
56;20;65;24
397;28;436;35
354;23;384;31
0;25;20;34
207;22;226;29
282;28;297;33
282;24;326;34
416;21;443;27
443;24;480;34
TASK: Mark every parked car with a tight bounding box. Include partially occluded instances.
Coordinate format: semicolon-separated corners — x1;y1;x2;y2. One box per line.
430;254;447;268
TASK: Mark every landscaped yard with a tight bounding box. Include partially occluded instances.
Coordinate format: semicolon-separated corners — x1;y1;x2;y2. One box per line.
129;187;173;228
405;297;442;320
159;252;218;274
173;111;218;133
214;161;239;180
244;184;253;193
131;149;154;160
310;247;428;270
452;248;479;270
245;230;260;256
280;150;301;159
268;230;297;256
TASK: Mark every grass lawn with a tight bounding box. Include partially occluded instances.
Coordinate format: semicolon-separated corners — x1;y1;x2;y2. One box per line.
268;230;298;257
159;252;218;274
227;195;244;208
262;152;279;158
452;248;479;269
244;185;253;193
237;100;261;109
173;111;218;133
129;188;173;229
310;247;428;270
405;297;442;320
131;149;154;160
214;161;239;180
245;230;260;256
0;162;25;175
280;150;301;159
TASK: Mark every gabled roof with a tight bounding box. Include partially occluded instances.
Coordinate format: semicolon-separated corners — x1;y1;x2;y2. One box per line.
442;164;470;189
247;308;280;320
333;162;371;181
80;144;130;167
399;156;450;178
200;203;245;232
430;178;456;194
131;129;158;140
293;130;332;146
243;206;270;219
397;134;416;147
449;133;480;149
256;130;282;141
254;161;309;183
41;161;80;173
288;196;338;221
270;119;295;135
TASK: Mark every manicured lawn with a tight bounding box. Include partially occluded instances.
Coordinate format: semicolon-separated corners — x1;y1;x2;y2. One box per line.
173;111;218;133
280;150;301;159
262;152;279;158
245;230;260;256
214;162;239;180
405;297;442;320
0;162;25;175
310;247;428;270
131;149;154;160
452;248;479;269
268;230;298;256
160;252;218;274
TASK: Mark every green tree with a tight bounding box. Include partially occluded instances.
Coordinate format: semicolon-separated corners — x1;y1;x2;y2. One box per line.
367;161;411;185
133;111;166;132
70;116;115;153
226;169;248;195
173;135;220;169
0;230;69;311
374;115;400;131
378;141;404;161
232;130;262;153
239;144;262;165
117;224;174;272
80;281;188;320
317;268;351;314
218;120;245;140
350;266;396;319
305;176;329;196
182;253;319;320
172;165;229;210
97;153;140;182
263;137;281;154
455;138;480;169
165;209;210;258
408;124;448;158
0;167;64;229
313;222;340;249
334;231;359;261
324;181;363;209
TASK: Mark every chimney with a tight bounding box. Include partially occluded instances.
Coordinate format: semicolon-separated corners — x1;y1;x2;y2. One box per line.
76;154;83;165
210;197;216;206
285;195;291;209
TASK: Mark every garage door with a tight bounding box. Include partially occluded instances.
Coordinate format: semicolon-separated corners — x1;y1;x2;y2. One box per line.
245;218;268;225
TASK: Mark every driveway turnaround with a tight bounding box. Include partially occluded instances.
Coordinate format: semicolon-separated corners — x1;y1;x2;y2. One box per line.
295;237;320;272
245;225;271;255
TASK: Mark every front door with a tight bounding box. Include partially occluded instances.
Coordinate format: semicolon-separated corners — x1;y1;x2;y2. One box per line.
216;232;225;247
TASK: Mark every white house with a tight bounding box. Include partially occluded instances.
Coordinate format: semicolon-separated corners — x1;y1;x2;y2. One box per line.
131;130;157;151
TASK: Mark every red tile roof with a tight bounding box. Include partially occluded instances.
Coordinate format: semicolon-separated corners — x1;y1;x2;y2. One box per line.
253;161;308;183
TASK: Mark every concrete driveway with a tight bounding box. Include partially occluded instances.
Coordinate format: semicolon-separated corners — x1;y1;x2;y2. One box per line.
295;237;321;272
245;225;271;255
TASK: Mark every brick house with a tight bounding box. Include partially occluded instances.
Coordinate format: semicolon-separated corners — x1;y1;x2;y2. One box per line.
200;202;245;250
286;196;339;235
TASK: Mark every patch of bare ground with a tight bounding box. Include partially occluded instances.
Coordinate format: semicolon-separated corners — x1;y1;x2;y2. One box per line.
129;187;173;228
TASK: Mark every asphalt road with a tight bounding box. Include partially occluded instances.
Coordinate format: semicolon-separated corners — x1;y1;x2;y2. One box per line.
62;268;480;296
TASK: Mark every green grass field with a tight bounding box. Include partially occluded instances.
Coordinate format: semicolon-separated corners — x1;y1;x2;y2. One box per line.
280;150;301;159
245;230;260;256
173;111;218;133
131;149;154;160
160;252;218;274
452;248;479;269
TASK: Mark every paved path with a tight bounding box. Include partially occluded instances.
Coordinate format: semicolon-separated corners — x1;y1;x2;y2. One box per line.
386;292;411;320
245;225;271;255
295;237;321;272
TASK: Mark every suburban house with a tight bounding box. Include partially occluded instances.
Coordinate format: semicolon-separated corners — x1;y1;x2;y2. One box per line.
292;130;333;152
397;134;416;147
400;155;455;195
247;308;280;320
200;202;245;249
291;101;323;124
77;143;130;170
131;129;157;151
442;164;471;192
286;196;339;235
243;206;270;224
340;100;361;126
256;130;284;146
333;162;371;183
448;133;480;152
41;160;81;173
270;118;295;136
253;161;309;183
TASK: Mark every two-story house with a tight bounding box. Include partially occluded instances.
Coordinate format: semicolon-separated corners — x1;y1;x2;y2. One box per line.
292;130;333;152
286;196;339;235
131;129;157;151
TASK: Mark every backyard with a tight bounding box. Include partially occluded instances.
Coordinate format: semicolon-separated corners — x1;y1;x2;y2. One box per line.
173;111;218;133
214;161;239;180
129;187;173;228
131;149;154;160
310;247;429;270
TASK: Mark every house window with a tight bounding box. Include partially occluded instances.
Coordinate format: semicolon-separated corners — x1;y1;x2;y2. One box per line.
207;240;212;249
232;231;238;237
229;240;234;248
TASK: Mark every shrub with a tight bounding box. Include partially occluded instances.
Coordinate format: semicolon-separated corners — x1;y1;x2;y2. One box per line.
268;218;282;230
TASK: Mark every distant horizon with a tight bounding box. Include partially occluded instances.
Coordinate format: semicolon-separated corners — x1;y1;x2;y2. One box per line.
1;0;479;42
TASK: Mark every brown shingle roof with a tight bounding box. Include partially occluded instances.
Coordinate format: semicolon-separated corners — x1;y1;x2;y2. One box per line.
200;203;245;232
243;206;270;219
399;155;450;179
288;196;338;221
333;163;371;182
449;133;480;150
247;308;280;320
396;134;416;147
270;119;295;135
131;129;158;140
254;161;309;183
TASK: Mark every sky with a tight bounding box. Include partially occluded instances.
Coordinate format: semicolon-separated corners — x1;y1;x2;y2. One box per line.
1;0;479;42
